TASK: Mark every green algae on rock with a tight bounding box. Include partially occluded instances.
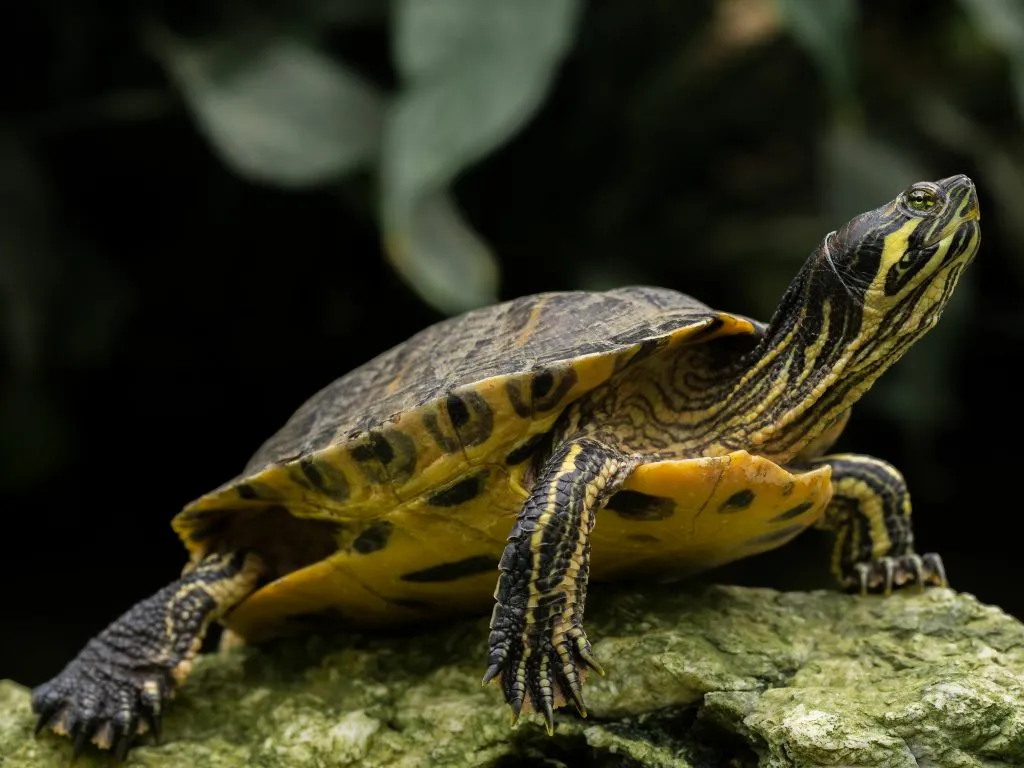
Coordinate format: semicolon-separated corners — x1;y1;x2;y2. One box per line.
3;585;1023;767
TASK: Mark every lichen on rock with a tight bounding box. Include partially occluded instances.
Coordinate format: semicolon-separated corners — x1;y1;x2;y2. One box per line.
3;585;1023;767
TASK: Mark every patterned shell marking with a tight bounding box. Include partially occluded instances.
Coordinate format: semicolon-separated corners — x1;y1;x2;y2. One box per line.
176;286;760;539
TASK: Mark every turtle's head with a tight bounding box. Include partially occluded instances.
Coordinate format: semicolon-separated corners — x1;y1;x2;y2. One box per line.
818;174;980;334
744;175;981;459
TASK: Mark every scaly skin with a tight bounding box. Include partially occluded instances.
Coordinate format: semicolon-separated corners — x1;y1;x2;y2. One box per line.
484;438;631;731
806;454;947;593
31;552;261;761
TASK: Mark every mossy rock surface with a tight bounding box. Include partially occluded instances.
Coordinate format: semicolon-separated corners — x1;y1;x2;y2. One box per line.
3;585;1023;767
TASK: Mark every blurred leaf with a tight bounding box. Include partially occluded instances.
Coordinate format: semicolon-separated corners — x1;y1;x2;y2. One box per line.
152;32;384;188
774;0;856;105
384;192;498;312
958;0;1024;49
957;0;1024;122
382;0;582;313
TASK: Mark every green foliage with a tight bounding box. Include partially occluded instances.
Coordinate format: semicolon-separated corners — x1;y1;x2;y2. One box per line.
153;33;385;187
4;0;1024;486
134;0;1021;320
148;0;580;313
382;0;581;312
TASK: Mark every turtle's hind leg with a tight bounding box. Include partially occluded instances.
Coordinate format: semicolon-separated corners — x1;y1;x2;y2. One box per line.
806;453;946;594
32;551;262;761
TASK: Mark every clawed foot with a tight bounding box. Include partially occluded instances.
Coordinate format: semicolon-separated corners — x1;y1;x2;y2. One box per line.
31;645;171;762
482;437;626;734
30;552;259;761
843;552;947;595
482;623;603;734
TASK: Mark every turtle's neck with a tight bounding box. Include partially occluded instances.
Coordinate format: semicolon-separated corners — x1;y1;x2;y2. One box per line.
690;207;976;463
716;251;880;462
557;254;880;462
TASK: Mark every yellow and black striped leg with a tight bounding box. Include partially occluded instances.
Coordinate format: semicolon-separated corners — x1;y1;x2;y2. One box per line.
31;551;262;761
807;454;946;594
483;437;630;734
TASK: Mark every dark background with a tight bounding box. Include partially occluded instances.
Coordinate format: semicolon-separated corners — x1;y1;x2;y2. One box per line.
3;1;1023;687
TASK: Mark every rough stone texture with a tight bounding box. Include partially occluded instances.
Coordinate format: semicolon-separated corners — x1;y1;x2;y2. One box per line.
3;585;1023;767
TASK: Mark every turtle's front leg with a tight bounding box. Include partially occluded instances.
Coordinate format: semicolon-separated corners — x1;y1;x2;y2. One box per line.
806;453;946;594
483;437;631;733
32;551;262;760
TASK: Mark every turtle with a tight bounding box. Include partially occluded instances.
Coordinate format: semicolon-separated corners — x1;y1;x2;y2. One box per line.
32;174;981;760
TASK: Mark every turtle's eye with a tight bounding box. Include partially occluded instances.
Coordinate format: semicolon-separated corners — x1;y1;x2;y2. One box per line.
903;185;940;213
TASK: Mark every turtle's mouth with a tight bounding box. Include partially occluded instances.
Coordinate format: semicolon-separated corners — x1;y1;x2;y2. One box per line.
930;217;981;268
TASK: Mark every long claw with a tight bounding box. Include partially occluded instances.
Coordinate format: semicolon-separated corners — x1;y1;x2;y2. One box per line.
534;660;557;736
905;553;925;592
149;713;163;745
508;693;523;727
34;704;60;737
924;553;948;587
480;664;501;687
541;700;555;736
569;694;587;718
110;714;138;764
71;721;95;763
576;638;605;677
855;563;871;595
881;557;896;596
564;672;588;717
113;734;133;764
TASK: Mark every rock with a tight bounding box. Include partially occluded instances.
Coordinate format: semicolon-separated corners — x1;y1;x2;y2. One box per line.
3;585;1023;767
